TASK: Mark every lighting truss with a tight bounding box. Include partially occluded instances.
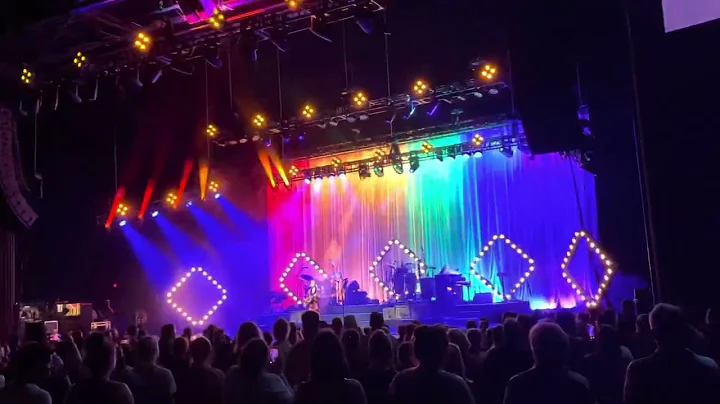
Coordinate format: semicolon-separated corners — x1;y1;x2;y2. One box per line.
468;234;536;300
281;120;523;183
560;230;616;307
165;267;228;326
278;252;329;306
368;239;426;301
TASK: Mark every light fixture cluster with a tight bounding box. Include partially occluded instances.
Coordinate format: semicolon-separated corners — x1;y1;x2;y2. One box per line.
133;32;151;52
368;239;426;300
21;68;32;85
302;104;314;119
165;267;228;326
412;80;429;96
165;192;178;207
421;142;433;153
480;63;497;80
252;114;266;128
561;230;615;307
472;133;484;146
116;203;129;216
469;234;536;300
206;124;219;137
208;181;219;194
209;8;225;29
73;52;87;69
289;166;299;176
353;91;368;108
279;252;329;305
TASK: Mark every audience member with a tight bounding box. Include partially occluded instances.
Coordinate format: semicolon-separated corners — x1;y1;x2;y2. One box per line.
448;328;481;382
582;325;631;404
331;317;343;336
167;337;190;386
342;329;368;380
158;324;176;368
175;336;225;404
629;313;656;359
288;322;300;345
397;342;417;371
390;325;475;404
344;315;359;331
125;336;176;404
225;338;292;404
467;329;484;355
0;342;53;404
67;333;134;404
481;319;533;404
504;322;592;404
443;343;466;379
624;303;720;404
360;330;397;404
294;330;366;404
466;320;477;329
285;310;320;387
234;321;263;356
271;318;292;374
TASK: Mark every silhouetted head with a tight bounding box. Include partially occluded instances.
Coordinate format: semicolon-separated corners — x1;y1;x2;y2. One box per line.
530;322;568;368
240;338;268;377
273;318;289;342
369;330;394;369
650;303;690;349
331;317;343;335
189;336;213;366
448;328;470;355
370;312;384;330
311;330;349;381
83;333;116;379
414;325;448;370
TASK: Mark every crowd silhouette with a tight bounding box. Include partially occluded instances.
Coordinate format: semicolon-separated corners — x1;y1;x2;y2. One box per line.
1;302;719;403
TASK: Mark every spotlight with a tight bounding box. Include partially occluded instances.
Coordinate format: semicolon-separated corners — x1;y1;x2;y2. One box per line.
214;193;221;199
331;157;342;167
186;201;193;207
206;124;219;137
392;160;403;175
119;220;127;227
73;52;87;69
373;162;384;177
479;63;498;81
412;80;429;97
20;68;32;85
285;0;302;9
289;166;300;176
116;203;129;216
252;114;266;128
209;8;225;29
301;104;315;119
151;211;159;218
421;142;433;154
472;133;484;146
208;181;220;193
359;164;371;180
303;170;312;184
166;192;178;207
133;32;151;52
435;149;444;162
374;149;385;162
409;154;420;173
352;91;368;108
500;145;514;158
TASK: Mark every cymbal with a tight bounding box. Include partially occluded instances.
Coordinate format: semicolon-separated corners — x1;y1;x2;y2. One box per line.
299;274;315;282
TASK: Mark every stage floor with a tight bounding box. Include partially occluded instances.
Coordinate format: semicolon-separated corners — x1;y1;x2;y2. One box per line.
256;300;532;330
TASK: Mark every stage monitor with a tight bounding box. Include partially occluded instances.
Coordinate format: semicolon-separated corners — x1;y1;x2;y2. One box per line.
663;0;720;32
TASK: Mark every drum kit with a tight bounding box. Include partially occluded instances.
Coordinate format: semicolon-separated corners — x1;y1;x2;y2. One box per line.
383;262;436;301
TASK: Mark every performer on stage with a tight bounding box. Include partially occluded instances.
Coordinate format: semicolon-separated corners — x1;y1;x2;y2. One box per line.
304;280;320;312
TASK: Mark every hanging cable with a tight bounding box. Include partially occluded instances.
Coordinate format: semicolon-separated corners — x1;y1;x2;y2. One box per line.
228;47;234;110
113;124;118;192
205;60;211;163
382;10;392;135
276;48;283;123
342;22;349;90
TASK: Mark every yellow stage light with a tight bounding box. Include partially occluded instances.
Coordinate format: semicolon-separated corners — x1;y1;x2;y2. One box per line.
480;63;498;81
472;133;484;146
73;52;87;69
166;192;178;206
252;114;266;128
206;124;219;137
133;32;152;52
412;80;429;96
301;104;315;119
209;8;225;29
421;141;433;153
20;68;32;85
208;181;219;193
352;91;368;108
289;166;299;176
285;0;302;10
331;157;342;167
116;203;130;216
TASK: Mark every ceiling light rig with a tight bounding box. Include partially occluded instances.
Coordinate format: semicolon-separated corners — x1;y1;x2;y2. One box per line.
73;52;87;69
133;32;152;53
206;124;219;137
252;114;267;128
479;63;498;81
285;0;303;10
209;8;225;29
352;91;368;108
20;68;32;85
412;80;429;97
301;104;315;119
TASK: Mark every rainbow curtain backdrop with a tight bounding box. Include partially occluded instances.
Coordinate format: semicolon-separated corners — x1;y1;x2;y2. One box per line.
268;134;599;309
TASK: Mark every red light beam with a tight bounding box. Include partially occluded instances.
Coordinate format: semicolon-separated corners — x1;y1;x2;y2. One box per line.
137;179;155;219
104;187;126;228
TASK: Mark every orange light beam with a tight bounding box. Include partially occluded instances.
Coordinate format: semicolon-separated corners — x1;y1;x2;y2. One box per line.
176;159;194;203
104;187;126;228
257;149;277;188
137;180;155;219
198;161;209;200
265;145;290;187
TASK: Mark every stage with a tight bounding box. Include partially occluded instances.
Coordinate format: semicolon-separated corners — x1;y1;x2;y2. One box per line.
256;300;533;330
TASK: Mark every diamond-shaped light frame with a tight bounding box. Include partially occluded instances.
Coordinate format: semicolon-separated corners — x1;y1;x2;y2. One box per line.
369;239;426;300
561;230;615;308
165;267;227;326
279;252;329;305
469;234;536;300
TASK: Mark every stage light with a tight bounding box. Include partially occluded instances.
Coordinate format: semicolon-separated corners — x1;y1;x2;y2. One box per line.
252;114;267;128
358;164;371;180
331;157;342;167
369;240;425;300
435;150;444;162
392;154;403;175
209;8;225;29
133;32;151;52
116;203;129;217
151;211;159;218
472;133;484;146
412;80;429;96
166;192;178;207
303;170;312;184
421;142;433;153
500;146;514;158
208;181;219;193
279;253;328;305
373;162;384;177
73;52;87;69
119;220;127;227
285;0;302;10
289;166;300;177
561;231;616;306
479;63;498;81
206;124;219;137
214;193;220;199
301;104;315;119
166;267;228;325
374;149;385;162
20;68;32;85
409;154;420;173
352;91;368;108
469;234;537;300
186;201;193;207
